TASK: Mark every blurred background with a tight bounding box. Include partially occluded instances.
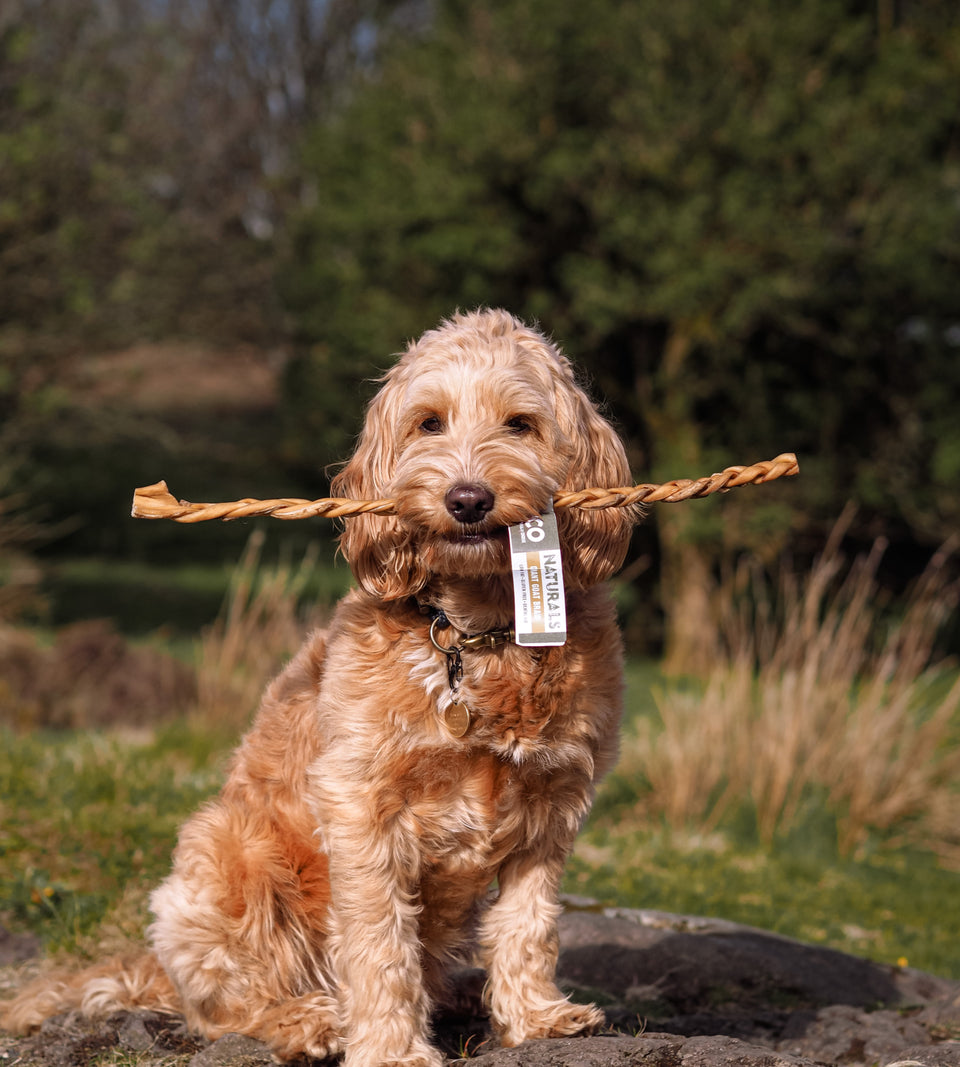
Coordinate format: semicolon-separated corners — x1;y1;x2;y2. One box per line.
1;0;959;979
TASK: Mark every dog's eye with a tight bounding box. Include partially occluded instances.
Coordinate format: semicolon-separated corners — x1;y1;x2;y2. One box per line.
505;415;534;435
419;415;443;434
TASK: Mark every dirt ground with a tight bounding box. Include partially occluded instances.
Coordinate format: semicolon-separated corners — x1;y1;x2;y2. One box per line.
3;906;960;1067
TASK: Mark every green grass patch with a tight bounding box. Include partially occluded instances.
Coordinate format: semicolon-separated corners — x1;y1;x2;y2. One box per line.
572;657;960;979
0;724;231;954
2;656;958;981
566;825;960;979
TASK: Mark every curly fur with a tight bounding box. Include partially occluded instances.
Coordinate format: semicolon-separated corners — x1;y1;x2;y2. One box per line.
2;309;640;1067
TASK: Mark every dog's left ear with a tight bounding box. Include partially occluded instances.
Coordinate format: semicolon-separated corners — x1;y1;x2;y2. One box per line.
553;378;640;590
331;370;429;600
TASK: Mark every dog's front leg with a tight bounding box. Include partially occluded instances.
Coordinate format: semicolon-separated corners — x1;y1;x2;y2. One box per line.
325;815;442;1067
480;851;604;1047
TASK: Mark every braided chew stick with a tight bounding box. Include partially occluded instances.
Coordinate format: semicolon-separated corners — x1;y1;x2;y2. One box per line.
131;453;798;523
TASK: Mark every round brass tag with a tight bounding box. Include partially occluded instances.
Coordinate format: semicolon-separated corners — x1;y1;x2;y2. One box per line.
443;701;471;738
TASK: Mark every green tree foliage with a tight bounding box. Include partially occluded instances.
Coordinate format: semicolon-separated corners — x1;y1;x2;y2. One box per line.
285;0;960;501
0;0;399;542
1;0;957;656
0;4;280;564
0;0;394;374
281;0;960;663
0;3;272;476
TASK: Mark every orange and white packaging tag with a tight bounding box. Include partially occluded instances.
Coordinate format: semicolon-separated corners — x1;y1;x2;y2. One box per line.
508;506;567;646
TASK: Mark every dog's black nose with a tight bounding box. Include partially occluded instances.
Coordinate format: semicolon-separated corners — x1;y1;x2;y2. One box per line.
445;484;495;524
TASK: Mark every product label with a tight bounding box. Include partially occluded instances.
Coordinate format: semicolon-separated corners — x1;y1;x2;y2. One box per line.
508;507;567;646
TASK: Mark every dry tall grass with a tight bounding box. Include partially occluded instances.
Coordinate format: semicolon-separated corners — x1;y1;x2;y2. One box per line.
621;512;960;863
194;529;326;732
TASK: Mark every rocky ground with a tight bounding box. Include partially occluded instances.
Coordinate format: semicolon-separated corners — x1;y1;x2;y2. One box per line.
3;905;959;1067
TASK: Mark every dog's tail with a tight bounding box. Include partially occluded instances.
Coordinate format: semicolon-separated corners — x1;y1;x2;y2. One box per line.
1;951;180;1033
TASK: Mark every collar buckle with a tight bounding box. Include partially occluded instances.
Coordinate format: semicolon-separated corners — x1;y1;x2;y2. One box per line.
460;628;515;650
421;602;515;651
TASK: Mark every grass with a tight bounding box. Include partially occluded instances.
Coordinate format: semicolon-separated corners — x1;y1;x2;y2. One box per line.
89;1054;194;1067
0;533;325;954
196;529;330;733
41;546;353;635
567;812;960;978
2;658;958;976
0;722;229;956
613;524;960;861
568;532;960;978
1;529;959;981
4;709;958;978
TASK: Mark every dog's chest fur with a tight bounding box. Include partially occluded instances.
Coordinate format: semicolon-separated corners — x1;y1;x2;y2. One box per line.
309;599;610;875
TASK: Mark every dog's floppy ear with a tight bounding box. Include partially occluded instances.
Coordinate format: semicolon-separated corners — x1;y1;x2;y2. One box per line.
331;367;429;600
553;375;640;590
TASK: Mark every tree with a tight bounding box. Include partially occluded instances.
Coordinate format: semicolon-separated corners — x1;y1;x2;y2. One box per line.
282;0;960;664
0;0;402;358
0;0;408;517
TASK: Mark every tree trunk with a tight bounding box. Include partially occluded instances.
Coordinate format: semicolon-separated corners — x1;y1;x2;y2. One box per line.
656;507;720;676
639;327;720;676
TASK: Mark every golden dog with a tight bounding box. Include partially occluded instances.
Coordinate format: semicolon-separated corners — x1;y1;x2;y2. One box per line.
3;309;638;1067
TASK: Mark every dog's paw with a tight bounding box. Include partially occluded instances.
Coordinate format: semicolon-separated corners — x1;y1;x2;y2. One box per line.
497;999;605;1046
342;1039;444;1067
372;1058;444;1067
259;993;343;1062
269;1029;342;1063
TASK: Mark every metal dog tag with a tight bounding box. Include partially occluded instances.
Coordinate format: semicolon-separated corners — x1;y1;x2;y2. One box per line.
443;700;471;738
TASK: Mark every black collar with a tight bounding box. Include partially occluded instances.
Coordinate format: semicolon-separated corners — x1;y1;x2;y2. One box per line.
415;601;515;650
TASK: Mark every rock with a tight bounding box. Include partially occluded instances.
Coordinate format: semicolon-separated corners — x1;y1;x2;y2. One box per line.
2;907;959;1067
0;928;41;968
113;1009;202;1053
115;1011;160;1052
774;1004;929;1064
558;908;920;1009
879;1042;960;1066
461;1033;817;1066
189;1032;274;1067
1;1009;206;1067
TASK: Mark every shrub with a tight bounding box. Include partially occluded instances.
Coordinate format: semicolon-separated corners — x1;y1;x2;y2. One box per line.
617;516;960;863
0;620;196;731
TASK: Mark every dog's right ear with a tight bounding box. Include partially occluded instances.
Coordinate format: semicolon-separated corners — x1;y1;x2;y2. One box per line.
331;370;429;600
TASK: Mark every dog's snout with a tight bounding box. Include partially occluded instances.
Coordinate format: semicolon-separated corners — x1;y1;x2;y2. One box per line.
444;484;495;524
